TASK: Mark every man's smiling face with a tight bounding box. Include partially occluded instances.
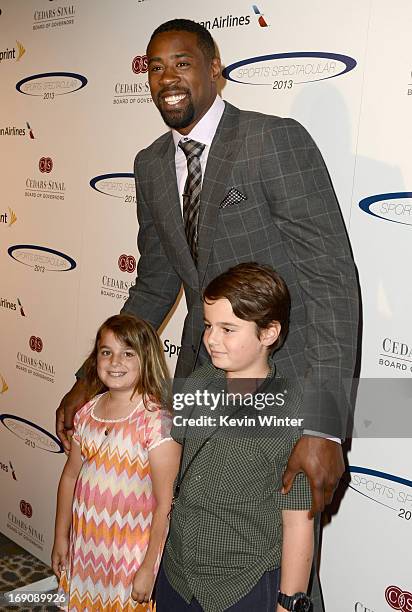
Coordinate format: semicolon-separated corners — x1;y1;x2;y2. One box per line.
147;30;221;135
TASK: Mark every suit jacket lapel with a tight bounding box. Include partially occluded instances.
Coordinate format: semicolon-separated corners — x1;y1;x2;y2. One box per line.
197;103;240;285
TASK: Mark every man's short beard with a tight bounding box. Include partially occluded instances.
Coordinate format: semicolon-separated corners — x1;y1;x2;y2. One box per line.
159;101;195;130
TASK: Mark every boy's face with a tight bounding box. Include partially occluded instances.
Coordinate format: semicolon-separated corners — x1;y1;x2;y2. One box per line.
203;298;279;379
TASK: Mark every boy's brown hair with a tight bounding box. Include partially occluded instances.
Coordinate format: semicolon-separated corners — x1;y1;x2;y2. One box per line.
203;263;290;350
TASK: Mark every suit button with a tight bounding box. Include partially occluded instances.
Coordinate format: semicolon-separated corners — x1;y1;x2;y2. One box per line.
191;345;196;352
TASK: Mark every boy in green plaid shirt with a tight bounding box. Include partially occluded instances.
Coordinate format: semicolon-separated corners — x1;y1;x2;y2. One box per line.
157;263;314;612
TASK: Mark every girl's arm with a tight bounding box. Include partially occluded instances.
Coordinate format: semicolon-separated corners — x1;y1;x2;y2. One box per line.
131;439;181;604
277;510;314;612
51;441;82;578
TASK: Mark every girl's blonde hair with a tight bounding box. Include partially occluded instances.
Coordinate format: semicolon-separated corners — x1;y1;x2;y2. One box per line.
83;314;170;411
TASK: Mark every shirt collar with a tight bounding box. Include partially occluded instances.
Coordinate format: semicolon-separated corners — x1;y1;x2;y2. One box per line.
203;354;277;384
172;95;225;151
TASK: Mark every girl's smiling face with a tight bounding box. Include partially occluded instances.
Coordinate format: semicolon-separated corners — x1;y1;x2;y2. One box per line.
96;329;140;394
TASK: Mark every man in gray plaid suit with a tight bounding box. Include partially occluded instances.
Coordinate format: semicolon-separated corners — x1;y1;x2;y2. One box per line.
58;18;359;610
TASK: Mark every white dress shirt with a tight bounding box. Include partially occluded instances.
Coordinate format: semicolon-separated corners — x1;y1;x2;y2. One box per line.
172;95;225;211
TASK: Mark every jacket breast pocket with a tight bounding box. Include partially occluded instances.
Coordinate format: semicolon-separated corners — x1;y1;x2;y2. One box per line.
218;197;272;231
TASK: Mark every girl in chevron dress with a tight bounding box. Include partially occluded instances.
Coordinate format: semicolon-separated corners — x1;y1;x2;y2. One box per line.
52;314;181;612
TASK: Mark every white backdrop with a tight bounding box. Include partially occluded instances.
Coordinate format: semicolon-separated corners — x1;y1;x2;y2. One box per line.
0;1;411;610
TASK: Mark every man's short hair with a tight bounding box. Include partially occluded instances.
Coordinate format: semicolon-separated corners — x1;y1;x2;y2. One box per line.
203;263;291;350
148;19;216;61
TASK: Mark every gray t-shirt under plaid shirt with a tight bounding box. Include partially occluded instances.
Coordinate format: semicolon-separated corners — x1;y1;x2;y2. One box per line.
163;362;312;612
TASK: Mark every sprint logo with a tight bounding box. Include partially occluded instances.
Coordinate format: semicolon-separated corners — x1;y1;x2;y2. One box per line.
0;374;8;394
0;40;26;63
0;207;17;227
16;40;25;60
8;207;17;226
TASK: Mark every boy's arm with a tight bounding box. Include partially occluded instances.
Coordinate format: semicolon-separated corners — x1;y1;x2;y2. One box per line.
131;439;181;604
277;510;314;611
51;441;82;577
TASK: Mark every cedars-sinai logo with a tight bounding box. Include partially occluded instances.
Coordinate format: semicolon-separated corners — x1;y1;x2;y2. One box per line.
385;586;412;611
29;336;43;353
132;55;148;74
39;156;53;173
16;72;87;97
359;192;412;226
223;52;356;90
118;254;136;273
20;500;33;518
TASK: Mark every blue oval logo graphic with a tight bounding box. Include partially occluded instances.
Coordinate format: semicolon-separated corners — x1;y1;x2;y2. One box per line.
90;173;135;199
349;466;412;511
0;414;63;453
223;52;356;85
8;245;76;271
359;192;412;226
16;72;87;96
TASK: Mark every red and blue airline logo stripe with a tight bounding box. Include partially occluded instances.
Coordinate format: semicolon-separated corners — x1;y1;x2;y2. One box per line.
252;5;269;27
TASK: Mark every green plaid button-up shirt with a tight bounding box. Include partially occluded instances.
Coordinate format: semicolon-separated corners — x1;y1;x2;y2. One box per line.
163;362;312;612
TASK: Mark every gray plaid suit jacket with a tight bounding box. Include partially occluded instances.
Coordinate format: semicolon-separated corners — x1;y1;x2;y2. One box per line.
123;101;359;439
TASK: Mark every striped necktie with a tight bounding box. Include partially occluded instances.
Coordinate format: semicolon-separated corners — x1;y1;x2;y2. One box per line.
178;139;206;265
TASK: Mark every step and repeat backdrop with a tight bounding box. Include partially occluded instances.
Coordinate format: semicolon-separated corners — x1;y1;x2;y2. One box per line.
1;1;411;610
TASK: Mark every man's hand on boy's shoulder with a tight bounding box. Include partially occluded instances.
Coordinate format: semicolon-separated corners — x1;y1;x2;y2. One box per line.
281;436;345;518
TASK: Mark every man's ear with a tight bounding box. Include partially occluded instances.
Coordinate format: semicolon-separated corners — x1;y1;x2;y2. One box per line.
210;57;222;82
260;321;281;347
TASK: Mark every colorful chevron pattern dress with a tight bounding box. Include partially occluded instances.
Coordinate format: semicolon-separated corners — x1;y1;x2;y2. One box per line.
58;393;172;611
